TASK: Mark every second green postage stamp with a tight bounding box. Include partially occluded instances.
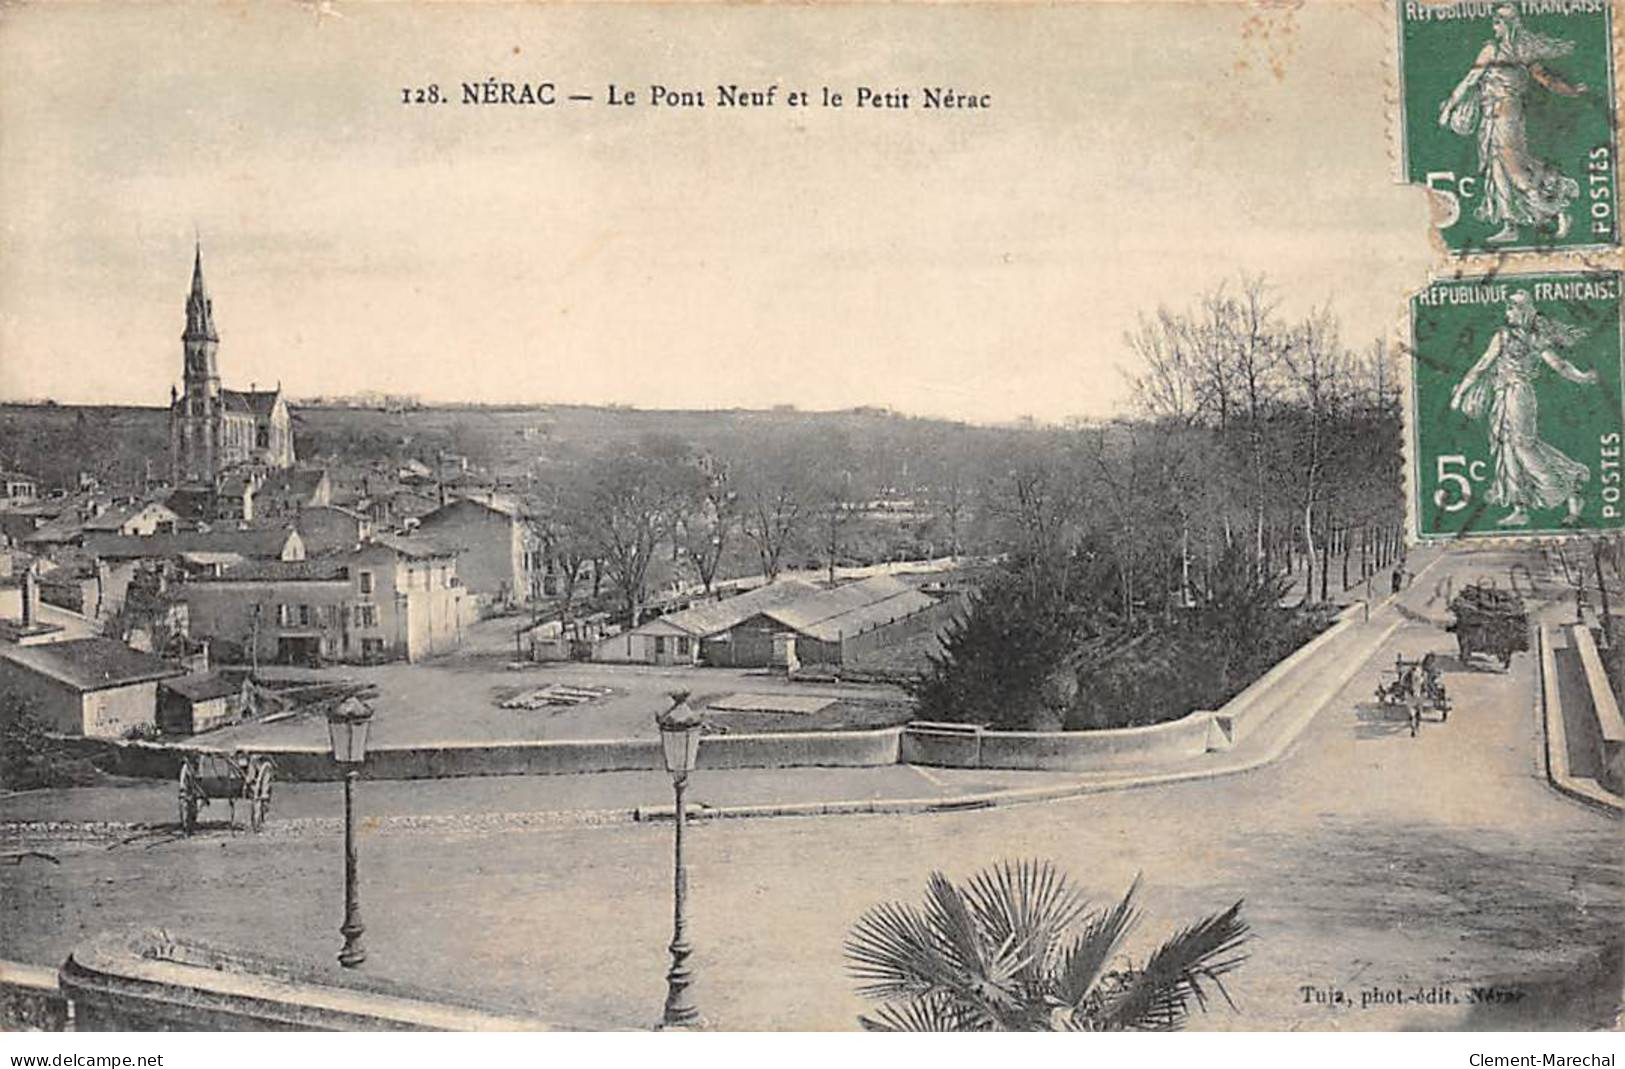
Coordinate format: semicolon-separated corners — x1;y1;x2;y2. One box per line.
1411;271;1625;540
1398;1;1618;254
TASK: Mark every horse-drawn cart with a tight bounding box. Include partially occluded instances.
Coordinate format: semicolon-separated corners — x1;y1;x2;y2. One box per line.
1447;583;1530;669
178;752;274;834
1375;653;1450;737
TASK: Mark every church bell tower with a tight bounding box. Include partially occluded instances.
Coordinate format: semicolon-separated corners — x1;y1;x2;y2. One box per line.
172;242;221;485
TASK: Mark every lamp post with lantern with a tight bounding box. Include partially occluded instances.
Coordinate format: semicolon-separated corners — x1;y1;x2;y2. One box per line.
655;691;704;1029
327;696;373;969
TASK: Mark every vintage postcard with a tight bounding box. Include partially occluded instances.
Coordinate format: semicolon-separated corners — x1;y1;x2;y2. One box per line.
0;0;1620;1051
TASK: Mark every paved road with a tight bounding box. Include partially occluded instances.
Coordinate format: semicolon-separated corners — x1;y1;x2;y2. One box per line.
2;547;1618;1031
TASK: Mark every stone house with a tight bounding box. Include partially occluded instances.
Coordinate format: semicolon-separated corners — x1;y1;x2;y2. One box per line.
0;637;181;737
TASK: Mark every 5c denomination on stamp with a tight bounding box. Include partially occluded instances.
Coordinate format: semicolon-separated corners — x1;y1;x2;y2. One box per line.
1410;271;1625;539
1398;1;1618;254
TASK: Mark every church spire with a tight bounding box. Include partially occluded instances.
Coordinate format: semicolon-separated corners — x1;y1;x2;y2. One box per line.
184;240;218;343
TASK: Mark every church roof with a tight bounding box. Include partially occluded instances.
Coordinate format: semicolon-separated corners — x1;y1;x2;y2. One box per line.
220;389;281;418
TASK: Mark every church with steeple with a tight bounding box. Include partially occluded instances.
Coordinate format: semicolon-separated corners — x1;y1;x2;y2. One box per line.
168;244;295;487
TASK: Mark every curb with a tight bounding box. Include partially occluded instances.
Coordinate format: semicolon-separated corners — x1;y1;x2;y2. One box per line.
1537;625;1625;817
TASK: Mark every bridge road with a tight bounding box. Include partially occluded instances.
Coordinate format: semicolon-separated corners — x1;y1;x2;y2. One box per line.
1;547;1619;1030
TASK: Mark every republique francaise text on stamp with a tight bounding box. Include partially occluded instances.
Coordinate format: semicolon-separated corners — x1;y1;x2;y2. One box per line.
1397;1;1618;255
1410;270;1625;540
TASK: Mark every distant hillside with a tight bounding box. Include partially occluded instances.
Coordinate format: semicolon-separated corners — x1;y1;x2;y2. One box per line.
0;401;1013;494
0;404;170;491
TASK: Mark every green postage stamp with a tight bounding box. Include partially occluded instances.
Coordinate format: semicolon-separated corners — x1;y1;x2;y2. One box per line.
1397;1;1618;254
1411;272;1625;540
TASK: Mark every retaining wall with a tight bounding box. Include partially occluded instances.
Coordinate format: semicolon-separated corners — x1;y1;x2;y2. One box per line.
1569;625;1625;795
0;960;68;1032
59;727;903;783
55;929;542;1031
901;609;1374;771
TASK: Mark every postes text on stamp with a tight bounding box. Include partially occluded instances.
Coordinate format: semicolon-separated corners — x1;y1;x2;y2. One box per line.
1398;1;1618;255
1411;271;1624;539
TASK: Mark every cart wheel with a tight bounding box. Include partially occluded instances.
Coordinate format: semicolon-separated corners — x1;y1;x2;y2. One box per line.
250;763;273;833
178;763;196;835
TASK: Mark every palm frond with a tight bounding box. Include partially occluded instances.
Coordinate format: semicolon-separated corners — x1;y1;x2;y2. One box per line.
920;870;1030;1026
844;899;953;1002
858;992;992;1032
1053;875;1142;1008
1096;899;1250;1031
962;859;1090;985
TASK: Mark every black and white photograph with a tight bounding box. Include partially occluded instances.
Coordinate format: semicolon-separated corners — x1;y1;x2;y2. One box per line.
0;0;1619;1054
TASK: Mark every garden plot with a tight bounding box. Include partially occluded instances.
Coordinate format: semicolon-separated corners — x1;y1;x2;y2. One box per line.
499;684;615;710
706;693;836;716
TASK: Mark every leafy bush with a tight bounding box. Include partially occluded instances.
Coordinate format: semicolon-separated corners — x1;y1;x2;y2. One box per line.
0;697;101;791
909;565;1084;730
915;540;1335;732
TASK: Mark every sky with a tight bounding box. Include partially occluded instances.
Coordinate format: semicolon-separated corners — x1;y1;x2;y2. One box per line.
0;1;1433;424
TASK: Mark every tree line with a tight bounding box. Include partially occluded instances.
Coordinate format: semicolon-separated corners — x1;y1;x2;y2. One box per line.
914;276;1406;731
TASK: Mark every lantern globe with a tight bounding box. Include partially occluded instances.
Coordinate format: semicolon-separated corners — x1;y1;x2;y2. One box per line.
654;691;704;777
327;697;374;765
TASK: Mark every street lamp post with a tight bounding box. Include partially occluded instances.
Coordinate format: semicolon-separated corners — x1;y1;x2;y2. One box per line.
327;696;373;969
655;691;704;1029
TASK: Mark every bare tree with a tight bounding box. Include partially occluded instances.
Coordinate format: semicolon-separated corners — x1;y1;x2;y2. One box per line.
1280;306;1352;603
575;439;701;626
736;439;808;583
679;459;736;594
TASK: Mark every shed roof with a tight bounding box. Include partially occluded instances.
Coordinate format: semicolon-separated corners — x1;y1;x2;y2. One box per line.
0;637;182;692
759;575;935;642
638;578;821;638
161;671;242;702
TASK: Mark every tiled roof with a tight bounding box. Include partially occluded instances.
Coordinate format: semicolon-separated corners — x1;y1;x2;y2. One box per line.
420;496;517;522
367;532;462;559
163;488;216;522
81;502;176;532
161;671;241;702
20;512;85;544
0;637;182;692
261;468;327;499
84;528;297;561
198;559;349;583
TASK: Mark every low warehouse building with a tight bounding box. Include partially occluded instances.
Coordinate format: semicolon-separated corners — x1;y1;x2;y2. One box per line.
592;578;819;666
158;671;243;736
0;637;182;737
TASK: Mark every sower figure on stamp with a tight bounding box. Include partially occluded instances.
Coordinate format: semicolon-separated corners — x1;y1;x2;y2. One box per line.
1437;4;1586;245
1450;291;1598;528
